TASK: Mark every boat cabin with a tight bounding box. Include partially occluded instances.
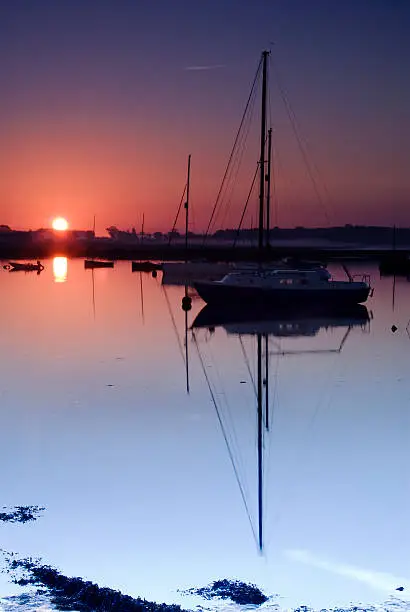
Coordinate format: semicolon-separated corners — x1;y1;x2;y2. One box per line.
219;268;331;287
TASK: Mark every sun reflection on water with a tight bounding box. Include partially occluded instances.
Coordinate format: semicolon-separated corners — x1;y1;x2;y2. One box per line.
53;256;68;283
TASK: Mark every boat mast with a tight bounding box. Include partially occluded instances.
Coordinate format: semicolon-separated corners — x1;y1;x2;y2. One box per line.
185;154;191;261
266;128;272;248
184;154;192;393
258;51;269;253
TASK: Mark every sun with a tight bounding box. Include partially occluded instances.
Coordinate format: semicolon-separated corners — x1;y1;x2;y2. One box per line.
52;217;69;231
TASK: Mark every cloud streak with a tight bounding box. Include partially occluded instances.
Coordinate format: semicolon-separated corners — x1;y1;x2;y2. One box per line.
184;64;226;71
286;549;410;597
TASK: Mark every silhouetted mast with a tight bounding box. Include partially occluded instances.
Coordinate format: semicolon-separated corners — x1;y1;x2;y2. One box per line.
185;154;191;260
258;51;269;252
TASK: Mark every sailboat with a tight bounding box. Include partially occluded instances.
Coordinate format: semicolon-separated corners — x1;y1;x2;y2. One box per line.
161;155;235;283
194;51;371;307
84;216;115;269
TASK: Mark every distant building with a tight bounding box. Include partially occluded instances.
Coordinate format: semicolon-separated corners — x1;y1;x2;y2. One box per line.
33;229;95;243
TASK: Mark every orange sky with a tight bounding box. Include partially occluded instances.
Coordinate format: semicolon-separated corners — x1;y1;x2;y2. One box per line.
0;1;409;233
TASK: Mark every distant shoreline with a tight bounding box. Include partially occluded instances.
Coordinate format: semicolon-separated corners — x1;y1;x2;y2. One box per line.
1;242;409;263
1;225;410;262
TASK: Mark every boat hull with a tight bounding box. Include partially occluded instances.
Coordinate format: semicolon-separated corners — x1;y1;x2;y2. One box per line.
131;261;161;272
194;281;370;306
84;260;114;269
6;262;44;272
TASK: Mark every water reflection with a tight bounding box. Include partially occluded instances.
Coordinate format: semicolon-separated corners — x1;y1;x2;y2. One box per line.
192;302;372;554
193;303;370;338
53;256;68;283
0;260;409;611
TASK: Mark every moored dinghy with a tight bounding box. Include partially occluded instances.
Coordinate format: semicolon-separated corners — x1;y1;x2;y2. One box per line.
5;260;44;273
84;260;114;269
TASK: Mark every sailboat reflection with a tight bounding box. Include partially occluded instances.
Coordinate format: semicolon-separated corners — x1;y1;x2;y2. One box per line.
192;302;370;553
193;303;370;339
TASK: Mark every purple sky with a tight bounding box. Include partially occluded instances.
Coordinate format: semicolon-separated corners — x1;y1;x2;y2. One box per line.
0;0;409;232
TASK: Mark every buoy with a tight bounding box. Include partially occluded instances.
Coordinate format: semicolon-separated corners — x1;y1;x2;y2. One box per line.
182;295;192;311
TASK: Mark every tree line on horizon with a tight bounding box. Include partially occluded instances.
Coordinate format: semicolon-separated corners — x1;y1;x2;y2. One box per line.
1;223;409;245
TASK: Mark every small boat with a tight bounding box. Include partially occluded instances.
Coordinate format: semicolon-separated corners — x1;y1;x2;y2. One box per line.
379;253;410;276
84;260;114;269
194;268;371;307
131;261;161;273
4;261;44;273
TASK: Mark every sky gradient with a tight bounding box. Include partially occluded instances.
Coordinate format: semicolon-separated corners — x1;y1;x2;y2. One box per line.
0;0;409;233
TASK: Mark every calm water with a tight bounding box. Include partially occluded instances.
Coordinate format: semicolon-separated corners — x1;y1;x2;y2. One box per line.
1;258;409;611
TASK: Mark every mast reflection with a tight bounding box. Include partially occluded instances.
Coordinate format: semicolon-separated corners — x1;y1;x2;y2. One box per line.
192;301;371;553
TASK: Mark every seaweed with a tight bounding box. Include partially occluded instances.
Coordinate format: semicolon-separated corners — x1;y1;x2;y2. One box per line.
183;579;268;606
1;551;188;612
0;506;45;523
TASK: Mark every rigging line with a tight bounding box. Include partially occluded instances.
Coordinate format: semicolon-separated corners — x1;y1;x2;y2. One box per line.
270;350;280;422
193;333;258;547
280;85;334;210
168;183;187;246
140;272;145;324
271;137;279;228
205;342;246;484
280;89;330;225
203;56;263;243
269;342;346;534
208;66;259;235
230;127;269;245
233;163;259;248
91;268;96;321
162;286;186;365
239;335;258;397
201;344;252;519
216;80;260;232
190;195;196;233
271;61;332;225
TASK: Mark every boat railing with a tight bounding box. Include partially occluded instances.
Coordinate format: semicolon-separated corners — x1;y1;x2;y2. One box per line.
352;273;371;285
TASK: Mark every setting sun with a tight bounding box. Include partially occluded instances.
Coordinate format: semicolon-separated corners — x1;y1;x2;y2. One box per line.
52;217;69;231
